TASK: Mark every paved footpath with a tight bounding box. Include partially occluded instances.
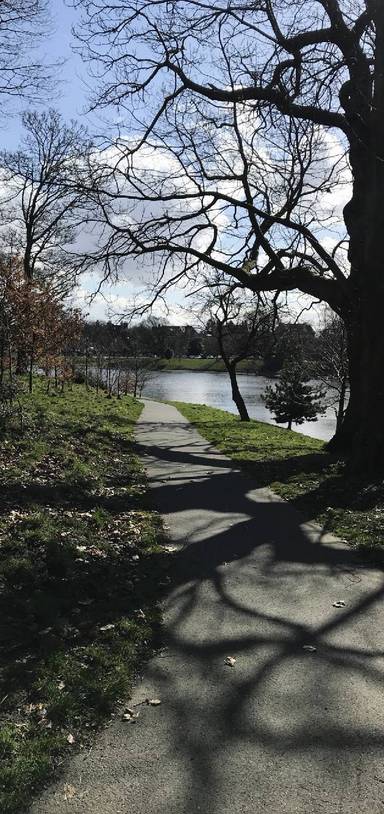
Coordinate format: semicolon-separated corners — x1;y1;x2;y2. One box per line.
32;400;384;814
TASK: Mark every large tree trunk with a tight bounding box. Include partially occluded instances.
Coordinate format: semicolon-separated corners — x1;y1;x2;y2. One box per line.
351;6;384;472
328;6;384;474
355;297;384;471
327;277;384;475
332;295;384;474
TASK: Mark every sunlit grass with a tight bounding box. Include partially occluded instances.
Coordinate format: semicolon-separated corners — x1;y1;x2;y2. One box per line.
172;401;384;554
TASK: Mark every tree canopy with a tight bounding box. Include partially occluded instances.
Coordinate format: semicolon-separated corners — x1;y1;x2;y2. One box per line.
72;0;384;471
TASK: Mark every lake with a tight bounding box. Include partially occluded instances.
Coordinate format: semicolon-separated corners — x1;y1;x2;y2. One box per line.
142;369;336;442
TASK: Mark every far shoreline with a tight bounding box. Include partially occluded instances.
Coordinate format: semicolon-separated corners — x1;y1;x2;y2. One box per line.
77;355;270;375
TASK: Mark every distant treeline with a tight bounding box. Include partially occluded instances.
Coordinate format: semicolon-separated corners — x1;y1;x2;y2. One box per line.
80;318;319;375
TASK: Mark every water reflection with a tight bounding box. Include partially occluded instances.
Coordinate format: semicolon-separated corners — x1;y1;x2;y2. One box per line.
142;370;336;442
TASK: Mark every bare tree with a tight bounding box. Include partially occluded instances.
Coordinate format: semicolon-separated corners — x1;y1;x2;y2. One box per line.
75;0;384;472
313;310;349;433
201;286;275;421
127;346;155;398
0;110;91;295
0;1;54;111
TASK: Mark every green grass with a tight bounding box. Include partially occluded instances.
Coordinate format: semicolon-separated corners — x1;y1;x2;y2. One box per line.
80;355;262;373
172;402;384;555
155;357;262;372
0;380;168;813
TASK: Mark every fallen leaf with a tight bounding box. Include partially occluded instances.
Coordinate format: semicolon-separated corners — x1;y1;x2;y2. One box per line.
88;547;107;558
333;600;346;608
67;733;75;744
147;698;161;706
224;656;236;667
58;681;65;691
99;624;115;632
39;718;53;730
346;572;361;583
122;710;139;722
302;645;317;653
63;784;77;801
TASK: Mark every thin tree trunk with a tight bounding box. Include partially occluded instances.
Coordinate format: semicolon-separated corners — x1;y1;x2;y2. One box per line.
327;319;360;453
28;346;34;393
15;348;28;375
96;354;100;394
228;363;250;421
0;330;4;385
85;345;89;391
8;341;12;381
335;377;347;434
216;322;250;421
117;367;121;398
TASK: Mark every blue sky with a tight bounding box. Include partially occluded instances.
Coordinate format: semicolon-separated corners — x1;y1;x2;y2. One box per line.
0;0;89;150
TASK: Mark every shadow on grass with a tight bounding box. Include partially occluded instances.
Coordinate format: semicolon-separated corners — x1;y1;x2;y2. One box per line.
174;416;384;552
0;462;167;709
0;396;168;813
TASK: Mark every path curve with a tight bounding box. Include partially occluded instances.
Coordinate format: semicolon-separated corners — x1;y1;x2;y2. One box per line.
31;399;384;814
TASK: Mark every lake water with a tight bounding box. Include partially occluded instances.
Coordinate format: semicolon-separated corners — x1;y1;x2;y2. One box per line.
142;369;336;442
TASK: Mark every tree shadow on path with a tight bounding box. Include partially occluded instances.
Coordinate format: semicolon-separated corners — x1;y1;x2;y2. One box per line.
133;419;384;814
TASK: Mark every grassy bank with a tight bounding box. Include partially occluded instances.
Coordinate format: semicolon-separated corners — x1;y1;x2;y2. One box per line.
79;355;262;373
172;402;384;554
155;357;262;373
0;381;167;813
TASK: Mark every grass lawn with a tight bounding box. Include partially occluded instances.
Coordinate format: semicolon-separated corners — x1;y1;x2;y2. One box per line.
82;355;262;373
155;357;262;373
0;380;168;813
172;402;384;555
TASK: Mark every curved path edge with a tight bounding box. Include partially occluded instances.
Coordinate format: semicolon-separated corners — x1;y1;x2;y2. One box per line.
31;399;384;814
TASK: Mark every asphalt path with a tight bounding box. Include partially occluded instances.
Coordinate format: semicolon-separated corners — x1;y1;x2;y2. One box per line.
31;399;384;814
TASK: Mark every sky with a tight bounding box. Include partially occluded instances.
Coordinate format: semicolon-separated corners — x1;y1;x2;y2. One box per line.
0;0;338;330
0;0;88;148
0;0;187;323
